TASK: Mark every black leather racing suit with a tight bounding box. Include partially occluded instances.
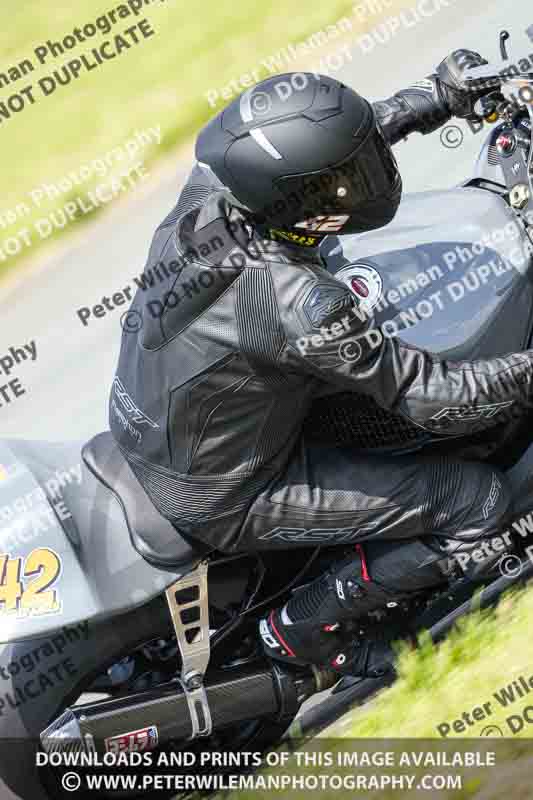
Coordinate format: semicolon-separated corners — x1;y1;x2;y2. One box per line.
109;79;531;591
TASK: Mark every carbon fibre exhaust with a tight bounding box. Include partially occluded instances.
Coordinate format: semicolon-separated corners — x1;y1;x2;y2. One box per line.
41;661;335;756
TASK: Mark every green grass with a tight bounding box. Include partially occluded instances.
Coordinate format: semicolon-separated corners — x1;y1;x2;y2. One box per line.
0;0;421;278
0;0;359;277
217;588;533;800
332;587;533;739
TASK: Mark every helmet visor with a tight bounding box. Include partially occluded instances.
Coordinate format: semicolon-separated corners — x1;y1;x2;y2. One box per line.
271;125;402;238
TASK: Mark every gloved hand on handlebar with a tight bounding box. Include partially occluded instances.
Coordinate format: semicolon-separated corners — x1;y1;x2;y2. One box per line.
374;49;502;145
436;49;501;119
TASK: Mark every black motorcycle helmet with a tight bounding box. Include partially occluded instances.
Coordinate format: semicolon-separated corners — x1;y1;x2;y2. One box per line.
196;72;402;248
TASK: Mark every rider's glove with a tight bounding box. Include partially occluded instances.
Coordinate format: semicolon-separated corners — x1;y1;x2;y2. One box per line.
375;49;501;145
436;49;501;119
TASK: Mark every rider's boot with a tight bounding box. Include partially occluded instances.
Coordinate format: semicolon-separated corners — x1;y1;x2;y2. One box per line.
259;542;447;678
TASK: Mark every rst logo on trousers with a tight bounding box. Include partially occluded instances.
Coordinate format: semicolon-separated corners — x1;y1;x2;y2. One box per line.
482;472;503;520
258;526;374;543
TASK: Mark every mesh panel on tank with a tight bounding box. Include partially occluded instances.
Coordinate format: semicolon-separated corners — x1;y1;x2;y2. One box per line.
487;145;500;166
304;392;428;450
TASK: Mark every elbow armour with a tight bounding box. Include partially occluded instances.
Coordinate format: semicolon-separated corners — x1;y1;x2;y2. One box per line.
373;75;452;145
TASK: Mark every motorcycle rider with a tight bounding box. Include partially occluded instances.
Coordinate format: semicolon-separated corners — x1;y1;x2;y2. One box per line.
109;50;532;677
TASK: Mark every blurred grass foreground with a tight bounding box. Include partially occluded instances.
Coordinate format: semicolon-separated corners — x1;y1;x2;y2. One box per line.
219;586;533;800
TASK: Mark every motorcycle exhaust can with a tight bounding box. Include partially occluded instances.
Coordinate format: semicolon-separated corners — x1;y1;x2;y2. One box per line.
40;661;308;756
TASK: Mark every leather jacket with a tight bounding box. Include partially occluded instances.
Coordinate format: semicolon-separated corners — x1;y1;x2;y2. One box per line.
109;82;533;547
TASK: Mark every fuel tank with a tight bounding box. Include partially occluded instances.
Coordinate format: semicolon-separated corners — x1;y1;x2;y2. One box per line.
322;186;533;359
311;186;533;457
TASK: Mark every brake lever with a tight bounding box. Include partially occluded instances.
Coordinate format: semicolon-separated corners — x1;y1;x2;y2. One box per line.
500;30;510;62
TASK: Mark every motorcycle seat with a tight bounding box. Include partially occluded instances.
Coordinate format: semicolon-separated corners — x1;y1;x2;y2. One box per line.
82;432;201;570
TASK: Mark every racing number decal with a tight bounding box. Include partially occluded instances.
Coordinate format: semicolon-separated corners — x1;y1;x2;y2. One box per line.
294;215;350;232
0;548;62;617
0;555;22;613
22;548;62;616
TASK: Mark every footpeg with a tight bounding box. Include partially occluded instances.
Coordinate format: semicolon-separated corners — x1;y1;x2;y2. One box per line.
166;560;212;738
